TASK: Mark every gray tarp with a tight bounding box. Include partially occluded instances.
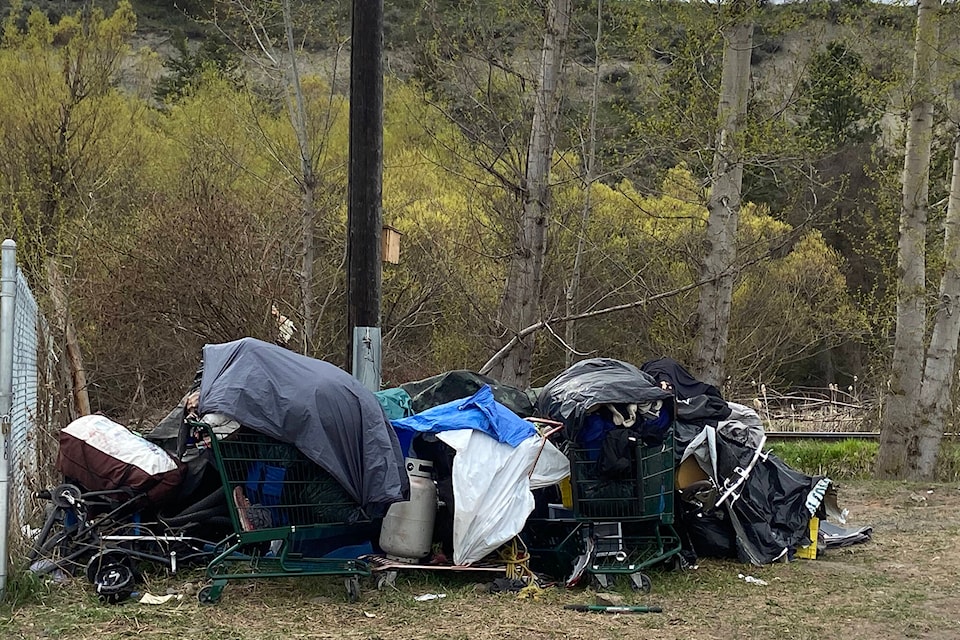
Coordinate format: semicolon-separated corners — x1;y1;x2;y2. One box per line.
198;338;409;510
536;358;673;432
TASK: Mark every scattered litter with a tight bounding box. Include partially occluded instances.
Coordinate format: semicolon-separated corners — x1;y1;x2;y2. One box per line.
362;611;377;618
565;537;594;588
29;559;70;583
738;573;768;586
487;578;525;594
909;492;927;504
819;521;872;548
517;584;542;600
414;593;446;602
927;489;934;494
138;593;183;605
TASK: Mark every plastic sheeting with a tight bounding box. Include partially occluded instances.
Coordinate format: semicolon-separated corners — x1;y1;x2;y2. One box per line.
401;370;537;416
198;338;408;511
375;388;413;421
640;356;723;400
679;423;834;565
536;358;673;436
391;385;536;448
436;429;569;565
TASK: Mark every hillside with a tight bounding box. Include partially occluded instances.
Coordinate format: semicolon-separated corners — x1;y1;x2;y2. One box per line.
2;0;960;419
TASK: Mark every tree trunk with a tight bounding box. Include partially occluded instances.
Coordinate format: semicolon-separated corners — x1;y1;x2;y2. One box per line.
876;0;940;479
565;0;602;369
488;0;571;388
913;112;960;479
281;0;317;354
47;259;90;418
692;2;754;387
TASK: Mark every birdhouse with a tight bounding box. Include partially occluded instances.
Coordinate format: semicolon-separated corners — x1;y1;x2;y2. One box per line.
382;225;401;264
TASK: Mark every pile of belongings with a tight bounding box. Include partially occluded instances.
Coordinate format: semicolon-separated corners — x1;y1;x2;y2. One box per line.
389;380;569;565
641;357;845;565
52;339;854;587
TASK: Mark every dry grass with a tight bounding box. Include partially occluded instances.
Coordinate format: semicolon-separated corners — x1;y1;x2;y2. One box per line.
3;481;959;640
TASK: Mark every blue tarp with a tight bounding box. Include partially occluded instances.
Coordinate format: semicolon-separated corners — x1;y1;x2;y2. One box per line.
391;385;536;449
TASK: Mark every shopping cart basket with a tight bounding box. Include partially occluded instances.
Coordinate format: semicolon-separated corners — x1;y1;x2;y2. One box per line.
567;428;682;591
197;423;371;604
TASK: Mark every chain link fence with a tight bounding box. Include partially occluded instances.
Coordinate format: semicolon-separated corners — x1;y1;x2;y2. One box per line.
2;241;68;592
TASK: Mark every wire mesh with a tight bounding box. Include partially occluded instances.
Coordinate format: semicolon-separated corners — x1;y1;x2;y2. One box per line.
10;270;39;533
207;428;367;532
569;431;675;522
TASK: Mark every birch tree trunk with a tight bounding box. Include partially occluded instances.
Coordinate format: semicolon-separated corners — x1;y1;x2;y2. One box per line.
913;130;960;479
876;0;940;479
692;1;754;387
280;0;318;353
488;0;571;388
565;0;602;369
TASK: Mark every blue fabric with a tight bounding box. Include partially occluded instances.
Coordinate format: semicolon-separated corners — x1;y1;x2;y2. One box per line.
579;413;614;461
261;465;286;505
640;404;672;445
391;385;536;447
244;462;288;525
245;462;264;498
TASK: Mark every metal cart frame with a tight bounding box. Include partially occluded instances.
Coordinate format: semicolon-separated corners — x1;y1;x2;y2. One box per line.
566;422;682;591
197;423;371;604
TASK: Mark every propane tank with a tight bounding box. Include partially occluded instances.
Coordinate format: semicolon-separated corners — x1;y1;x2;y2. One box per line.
379;458;438;562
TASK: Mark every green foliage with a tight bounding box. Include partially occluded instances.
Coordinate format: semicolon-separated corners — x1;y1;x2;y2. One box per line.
769;439;878;480
769;438;960;482
0;0;936;419
0;569;49;609
0;0;139;273
800;41;881;148
154;31;242;103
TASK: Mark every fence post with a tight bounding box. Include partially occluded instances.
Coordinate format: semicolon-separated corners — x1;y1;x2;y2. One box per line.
0;239;18;601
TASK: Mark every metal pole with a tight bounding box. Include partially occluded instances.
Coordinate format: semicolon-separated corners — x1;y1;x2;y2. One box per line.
346;0;384;391
0;239;18;601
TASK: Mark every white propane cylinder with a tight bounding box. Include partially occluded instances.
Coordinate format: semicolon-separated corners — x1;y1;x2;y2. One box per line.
379;458;438;562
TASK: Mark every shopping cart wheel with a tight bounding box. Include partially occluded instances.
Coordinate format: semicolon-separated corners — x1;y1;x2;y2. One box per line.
197;585;222;605
590;573;612;590
376;570;398;591
629;572;652;593
345;576;361;603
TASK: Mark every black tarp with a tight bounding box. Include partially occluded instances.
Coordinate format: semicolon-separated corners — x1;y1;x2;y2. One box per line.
641;356;723;401
401;370;536;416
677;424;833;565
198;338;409;511
535;358;673;434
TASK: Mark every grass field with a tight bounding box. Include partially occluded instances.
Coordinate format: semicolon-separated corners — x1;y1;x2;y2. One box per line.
2;480;958;640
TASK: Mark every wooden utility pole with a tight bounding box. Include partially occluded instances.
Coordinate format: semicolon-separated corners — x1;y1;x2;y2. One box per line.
346;0;384;387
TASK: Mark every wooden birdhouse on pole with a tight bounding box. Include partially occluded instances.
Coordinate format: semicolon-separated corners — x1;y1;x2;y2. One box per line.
382;225;401;264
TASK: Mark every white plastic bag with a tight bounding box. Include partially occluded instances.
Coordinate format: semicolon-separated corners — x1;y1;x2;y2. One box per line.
437;430;568;565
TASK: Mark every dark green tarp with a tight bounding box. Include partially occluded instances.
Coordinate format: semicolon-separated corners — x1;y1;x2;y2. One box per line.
400;370;537;417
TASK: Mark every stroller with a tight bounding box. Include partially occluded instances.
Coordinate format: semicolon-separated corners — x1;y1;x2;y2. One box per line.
29;414;232;602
